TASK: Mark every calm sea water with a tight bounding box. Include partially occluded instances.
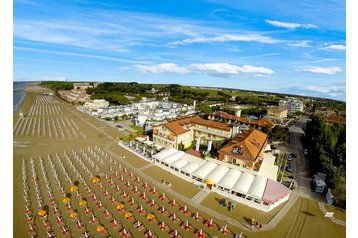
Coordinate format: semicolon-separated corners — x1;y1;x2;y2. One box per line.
13;81;30;112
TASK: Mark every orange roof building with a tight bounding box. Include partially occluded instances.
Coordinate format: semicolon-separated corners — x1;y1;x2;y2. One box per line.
325;114;346;125
152;116;233;150
208;111;275;128
218;129;268;169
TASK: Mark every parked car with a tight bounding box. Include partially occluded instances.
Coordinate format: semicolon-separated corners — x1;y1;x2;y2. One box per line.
287;154;292;161
291;153;297;158
286;165;294;173
303;149;308;155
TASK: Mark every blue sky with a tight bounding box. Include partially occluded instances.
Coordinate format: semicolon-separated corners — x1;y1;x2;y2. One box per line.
14;0;346;101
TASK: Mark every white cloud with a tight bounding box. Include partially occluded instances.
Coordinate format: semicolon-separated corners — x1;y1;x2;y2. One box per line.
265;20;317;29
287;40;310;47
237;65;274;74
304;85;345;95
297;66;342;75
136;63;274;75
325;44;346;50
135;63;189;74
169;34;279;46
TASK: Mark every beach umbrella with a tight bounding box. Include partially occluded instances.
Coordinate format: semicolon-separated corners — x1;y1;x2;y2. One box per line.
70;185;78;192
69;212;78;219
116;203;125;210
124;211;133;218
62;197;70;203
91;176;100;184
96;225;105;232
38;209;47;217
146;213;155;220
79;200;87;206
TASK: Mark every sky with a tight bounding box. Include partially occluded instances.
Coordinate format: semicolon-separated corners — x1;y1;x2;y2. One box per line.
13;0;346;101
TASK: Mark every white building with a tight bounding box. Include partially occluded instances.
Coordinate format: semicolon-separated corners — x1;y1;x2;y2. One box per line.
279;99;304;115
84;99;109;110
151;148;290;212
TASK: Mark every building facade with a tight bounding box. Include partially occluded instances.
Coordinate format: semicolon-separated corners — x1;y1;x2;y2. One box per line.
152;117;232;149
218;129;268;170
279;99;304;114
266;107;288;122
83;99;109;110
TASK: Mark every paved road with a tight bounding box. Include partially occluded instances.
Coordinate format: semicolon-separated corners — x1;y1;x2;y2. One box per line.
288;117;325;202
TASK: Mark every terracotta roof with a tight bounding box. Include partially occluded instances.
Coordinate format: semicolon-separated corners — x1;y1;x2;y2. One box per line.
186;149;204;159
212;111;275;127
165;117;194;135
255;118;275;127
325;114;346;124
218;129;268;162
190;117;232;131
162;116;232;135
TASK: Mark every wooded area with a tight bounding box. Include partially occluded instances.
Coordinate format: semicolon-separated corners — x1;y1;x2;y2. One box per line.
304;115;346;208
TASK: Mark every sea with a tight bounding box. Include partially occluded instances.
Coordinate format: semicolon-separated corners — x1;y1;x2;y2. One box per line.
13;81;31;112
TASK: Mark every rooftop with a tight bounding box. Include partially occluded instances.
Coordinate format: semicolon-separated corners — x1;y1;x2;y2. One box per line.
218;129;268;162
325;114;346;124
212;111;275;127
162;116;232;135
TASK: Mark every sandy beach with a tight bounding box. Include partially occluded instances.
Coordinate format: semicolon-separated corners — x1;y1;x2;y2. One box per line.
13;85;346;238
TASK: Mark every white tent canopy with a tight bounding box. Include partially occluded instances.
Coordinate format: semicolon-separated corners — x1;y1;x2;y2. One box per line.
171;159;188;169
162;151;185;164
181;162;201;174
232;173;255;195
192;162;218;180
247;175;268;200
205;165;229;184
217;169;242;190
153;148;177;161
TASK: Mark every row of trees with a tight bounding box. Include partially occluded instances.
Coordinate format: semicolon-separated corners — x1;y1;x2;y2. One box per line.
40;81;73;91
91;92;129;104
304;115;346;208
235;96;278;106
263;125;289;142
88;82;154;95
241;107;267;118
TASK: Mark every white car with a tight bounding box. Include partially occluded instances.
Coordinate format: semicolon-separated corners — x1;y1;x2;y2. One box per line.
303;149;308;155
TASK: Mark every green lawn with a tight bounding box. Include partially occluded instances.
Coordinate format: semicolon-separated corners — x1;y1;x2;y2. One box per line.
142;166;200;199
201;192;286;224
324;204;346;222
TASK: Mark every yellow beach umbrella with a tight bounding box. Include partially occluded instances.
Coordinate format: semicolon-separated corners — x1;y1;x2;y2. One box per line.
70;185;78;192
92;177;100;184
69;212;78;219
78;200;87;206
38;209;47;217
146;213;155;220
96;225;105;232
204;179;214;185
62;197;71;203
124;211;133;218
116;203;125;210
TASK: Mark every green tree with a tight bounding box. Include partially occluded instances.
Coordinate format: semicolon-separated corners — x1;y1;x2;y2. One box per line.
178;142;184;151
197;104;213;114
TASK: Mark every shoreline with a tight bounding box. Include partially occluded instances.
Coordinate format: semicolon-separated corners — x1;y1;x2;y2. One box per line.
13;82;40;114
13;92;26;114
